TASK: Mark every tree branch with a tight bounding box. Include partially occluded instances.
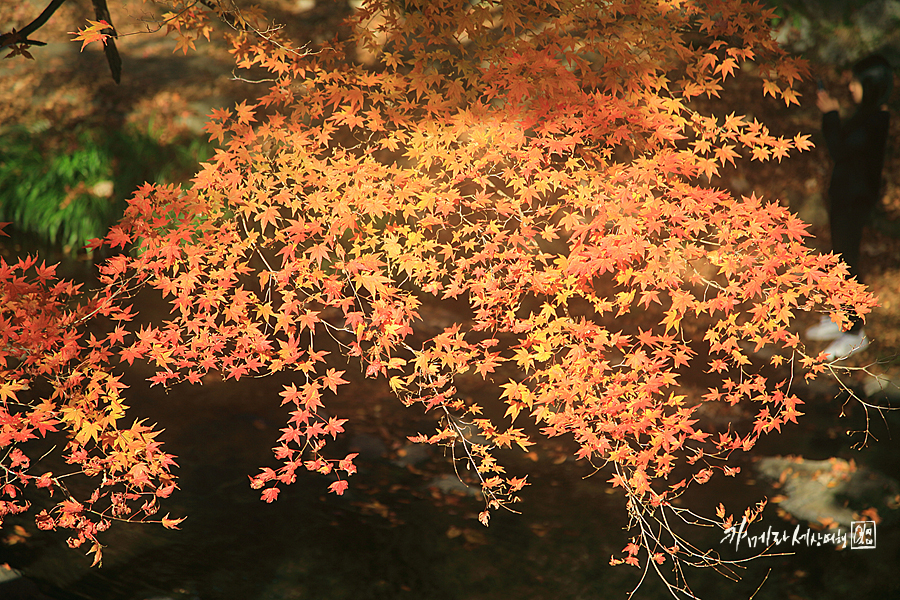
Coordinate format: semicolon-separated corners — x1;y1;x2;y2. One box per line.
0;0;68;51
91;0;121;83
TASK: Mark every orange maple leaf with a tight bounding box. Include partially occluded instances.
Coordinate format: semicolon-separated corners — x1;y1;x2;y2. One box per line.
69;20;113;52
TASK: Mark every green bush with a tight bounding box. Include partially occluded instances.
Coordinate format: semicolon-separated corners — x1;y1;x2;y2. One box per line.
0;125;213;254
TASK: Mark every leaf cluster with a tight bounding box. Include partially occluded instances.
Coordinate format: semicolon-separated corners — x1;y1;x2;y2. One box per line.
0;0;877;588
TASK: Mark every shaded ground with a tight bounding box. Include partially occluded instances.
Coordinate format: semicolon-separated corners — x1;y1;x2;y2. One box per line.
1;308;899;600
3;1;900;599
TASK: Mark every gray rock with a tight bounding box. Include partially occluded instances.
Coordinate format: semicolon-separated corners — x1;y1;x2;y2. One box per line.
426;474;481;497
863;374;900;400
392;443;431;467
756;455;899;527
0;564;21;584
348;433;388;460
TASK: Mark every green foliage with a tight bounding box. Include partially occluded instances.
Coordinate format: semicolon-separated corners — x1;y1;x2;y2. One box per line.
0;124;213;253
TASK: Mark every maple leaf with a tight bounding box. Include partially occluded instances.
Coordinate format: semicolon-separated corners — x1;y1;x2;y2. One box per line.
328;480;349;495
324;416;347;439
0;380;27;402
297;310;320;333
173;33;196;55
793;133;814;152
714;58;738;80
257;204;280;233
309;244;330;267
35;472;54;490
781;87;799;107
69;20;113;52
35;418;59;437
60;499;84;514
279;383;302;406
234;101;257;125
161;514;186;529
321;369;349;394
761;80;780;99
476;351;502;379
338;453;358;475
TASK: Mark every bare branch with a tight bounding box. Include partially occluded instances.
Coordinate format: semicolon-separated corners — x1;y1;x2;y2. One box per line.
91;0;121;83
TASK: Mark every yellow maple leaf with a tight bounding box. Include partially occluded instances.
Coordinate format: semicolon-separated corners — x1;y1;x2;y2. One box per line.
69;20;113;52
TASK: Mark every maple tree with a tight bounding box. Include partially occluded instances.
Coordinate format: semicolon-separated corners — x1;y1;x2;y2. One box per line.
1;0;879;595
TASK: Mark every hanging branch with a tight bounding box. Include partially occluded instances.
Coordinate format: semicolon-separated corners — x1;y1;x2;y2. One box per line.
91;0;121;83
